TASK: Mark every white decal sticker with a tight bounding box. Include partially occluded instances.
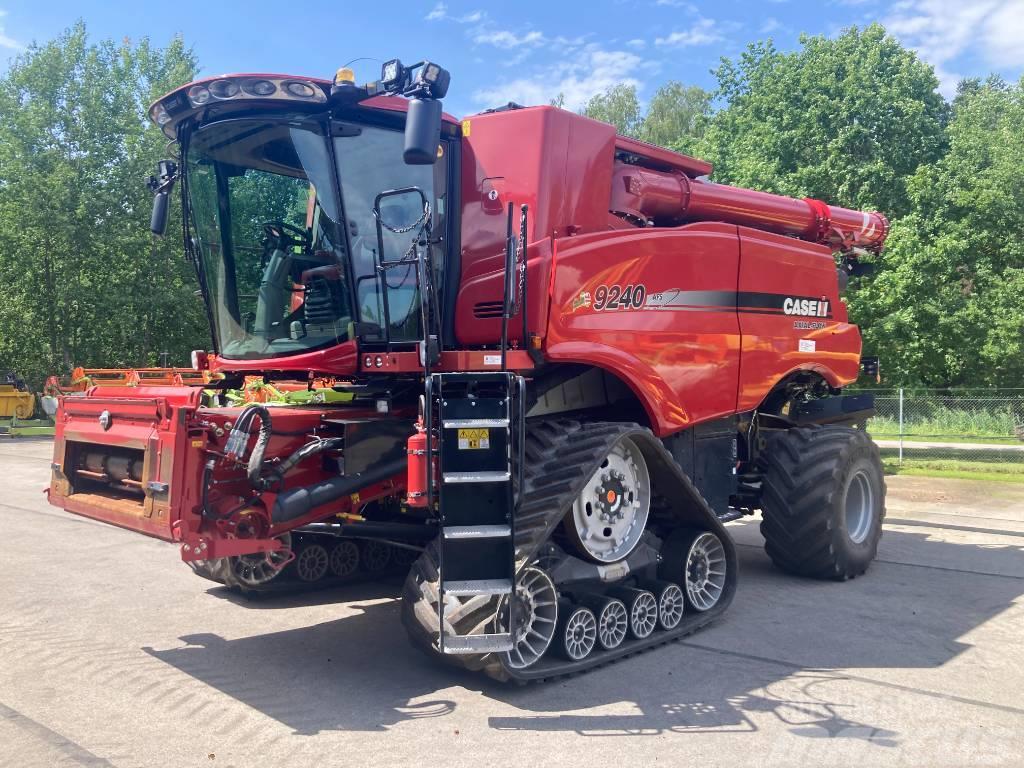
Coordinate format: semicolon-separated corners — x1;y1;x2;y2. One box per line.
483;354;501;366
799;339;816;353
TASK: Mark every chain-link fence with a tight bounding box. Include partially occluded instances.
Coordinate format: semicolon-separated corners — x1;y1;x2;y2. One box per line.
863;389;1024;477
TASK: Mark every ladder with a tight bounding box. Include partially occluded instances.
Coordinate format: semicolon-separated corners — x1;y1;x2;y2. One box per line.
428;371;524;654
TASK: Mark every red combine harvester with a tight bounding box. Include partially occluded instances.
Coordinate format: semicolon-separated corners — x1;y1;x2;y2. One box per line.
48;60;887;681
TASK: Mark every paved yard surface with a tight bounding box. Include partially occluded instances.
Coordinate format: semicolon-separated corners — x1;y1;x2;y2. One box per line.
2;438;1023;767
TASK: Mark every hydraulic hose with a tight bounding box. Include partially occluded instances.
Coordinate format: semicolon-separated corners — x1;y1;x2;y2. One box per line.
266;437;345;488
224;405;273;490
272;456;407;524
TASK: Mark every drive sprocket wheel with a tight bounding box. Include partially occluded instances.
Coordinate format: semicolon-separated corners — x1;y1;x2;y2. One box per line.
562;436;651;564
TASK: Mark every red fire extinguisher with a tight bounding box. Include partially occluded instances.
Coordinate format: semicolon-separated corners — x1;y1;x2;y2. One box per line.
406;416;430;508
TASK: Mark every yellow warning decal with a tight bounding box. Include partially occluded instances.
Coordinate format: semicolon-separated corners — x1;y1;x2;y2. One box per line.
457;428;490;450
461;119;471;137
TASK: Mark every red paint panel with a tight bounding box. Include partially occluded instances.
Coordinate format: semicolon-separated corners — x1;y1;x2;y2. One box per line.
209;338;359;378
456;107;615;347
736;228;861;412
546;223;741;436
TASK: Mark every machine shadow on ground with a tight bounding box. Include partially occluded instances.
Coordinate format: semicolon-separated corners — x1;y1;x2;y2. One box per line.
144;523;1024;739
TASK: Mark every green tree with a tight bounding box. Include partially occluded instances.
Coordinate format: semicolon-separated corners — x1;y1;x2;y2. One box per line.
582;83;642;136
640;81;711;150
0;22;204;387
697;25;948;217
852;76;1024;387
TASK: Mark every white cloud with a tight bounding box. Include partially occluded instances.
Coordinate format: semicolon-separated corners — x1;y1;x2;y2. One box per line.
654;0;698;8
472;45;645;110
425;3;482;23
0;9;23;51
759;16;783;34
626;38;646;49
654;18;722;47
472;29;545;48
885;0;1024;96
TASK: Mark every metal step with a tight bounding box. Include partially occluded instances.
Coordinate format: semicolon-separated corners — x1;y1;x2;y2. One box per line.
442;470;512;484
443;578;513;596
442;632;514;654
443;525;512;540
442;418;510;428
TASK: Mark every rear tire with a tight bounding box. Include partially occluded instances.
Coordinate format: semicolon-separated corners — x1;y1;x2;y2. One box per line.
758;425;885;580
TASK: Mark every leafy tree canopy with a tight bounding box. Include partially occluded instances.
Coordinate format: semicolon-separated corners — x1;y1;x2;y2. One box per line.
853;76;1024;387
0;22;204;387
697;24;948;217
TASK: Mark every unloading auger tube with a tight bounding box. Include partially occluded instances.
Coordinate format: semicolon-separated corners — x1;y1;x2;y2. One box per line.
401;419;738;683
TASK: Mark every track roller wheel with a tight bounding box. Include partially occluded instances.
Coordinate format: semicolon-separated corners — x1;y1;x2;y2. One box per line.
579;595;628;650
360;540;392;573
610;587;658;639
556;601;597;661
661;529;727;612
642;580;685;630
294;542;330;582
328;539;360;579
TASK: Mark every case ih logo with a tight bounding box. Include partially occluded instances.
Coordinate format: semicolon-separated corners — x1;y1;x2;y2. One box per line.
783;297;831;318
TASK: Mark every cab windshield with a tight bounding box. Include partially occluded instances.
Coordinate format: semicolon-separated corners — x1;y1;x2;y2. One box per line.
186;117;448;360
187;119;349;359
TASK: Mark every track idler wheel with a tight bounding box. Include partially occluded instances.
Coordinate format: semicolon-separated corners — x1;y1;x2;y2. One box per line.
610;587;658;639
328;539;360;579
503;567;559;670
294;542;330;582
556;601;597;661
231;532;293;588
661;529;728;612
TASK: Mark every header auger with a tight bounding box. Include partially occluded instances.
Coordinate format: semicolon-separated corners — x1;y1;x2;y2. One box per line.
47;57;886;681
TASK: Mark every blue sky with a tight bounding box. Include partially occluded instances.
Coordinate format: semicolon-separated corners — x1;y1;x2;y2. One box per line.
1;1;1022;116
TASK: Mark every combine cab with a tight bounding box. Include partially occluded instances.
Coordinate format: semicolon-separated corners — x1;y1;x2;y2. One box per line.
48;60;886;681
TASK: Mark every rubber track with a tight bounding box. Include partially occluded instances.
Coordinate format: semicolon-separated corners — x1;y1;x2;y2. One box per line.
401;418;738;683
186;539;413;595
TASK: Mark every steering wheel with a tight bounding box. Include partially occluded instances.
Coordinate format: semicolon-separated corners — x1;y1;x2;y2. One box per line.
261;221;310;251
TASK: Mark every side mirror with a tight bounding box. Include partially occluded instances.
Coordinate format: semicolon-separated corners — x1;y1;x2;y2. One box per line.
151;191;170;236
404;98;442;165
148;159;178;236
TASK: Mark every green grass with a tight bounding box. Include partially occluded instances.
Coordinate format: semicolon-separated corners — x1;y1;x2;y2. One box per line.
869;432;1023;446
869;401;1022;440
881;457;1024;483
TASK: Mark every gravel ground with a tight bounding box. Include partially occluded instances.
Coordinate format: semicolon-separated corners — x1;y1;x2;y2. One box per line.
2;438;1023;768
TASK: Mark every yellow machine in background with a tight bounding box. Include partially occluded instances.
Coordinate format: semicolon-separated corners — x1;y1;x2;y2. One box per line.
0;375;35;419
0;372;56;437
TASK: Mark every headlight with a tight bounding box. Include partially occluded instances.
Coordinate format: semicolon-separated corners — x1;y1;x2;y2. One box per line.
243;79;276;96
187;85;211;106
285;81;315;98
151;103;171;125
209;79;240;99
